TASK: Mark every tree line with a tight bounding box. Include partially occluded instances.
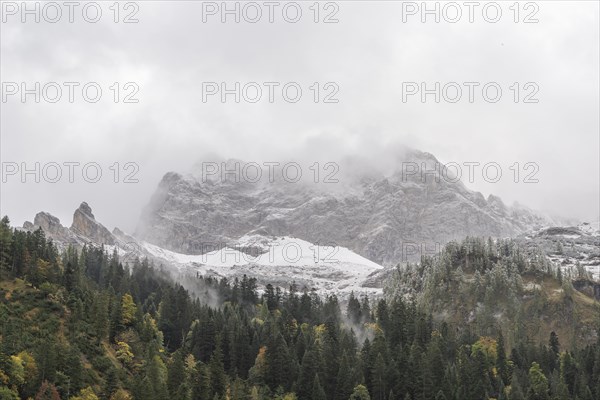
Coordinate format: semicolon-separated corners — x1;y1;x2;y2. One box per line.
0;217;599;400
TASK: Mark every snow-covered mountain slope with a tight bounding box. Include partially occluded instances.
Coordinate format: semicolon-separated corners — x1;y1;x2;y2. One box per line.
140;235;385;296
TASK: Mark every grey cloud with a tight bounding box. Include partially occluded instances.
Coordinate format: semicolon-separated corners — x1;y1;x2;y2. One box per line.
1;1;598;231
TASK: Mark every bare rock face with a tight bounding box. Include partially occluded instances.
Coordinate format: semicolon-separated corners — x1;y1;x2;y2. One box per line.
22;203;117;248
71;202;116;245
23;212;79;247
34;212;67;237
136;150;555;265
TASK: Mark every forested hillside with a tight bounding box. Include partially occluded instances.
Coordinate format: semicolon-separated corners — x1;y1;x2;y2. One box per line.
385;237;600;348
1;216;599;400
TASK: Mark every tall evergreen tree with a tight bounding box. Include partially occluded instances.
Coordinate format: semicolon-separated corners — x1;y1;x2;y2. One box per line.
209;338;227;398
312;374;327;400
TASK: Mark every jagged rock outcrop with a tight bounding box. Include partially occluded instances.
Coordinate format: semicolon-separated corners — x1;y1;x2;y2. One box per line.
70;202;115;245
33;212;72;241
22;202;117;248
22;212;81;247
136;149;556;264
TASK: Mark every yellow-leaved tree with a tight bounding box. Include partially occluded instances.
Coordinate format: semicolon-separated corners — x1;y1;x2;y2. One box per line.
120;293;137;326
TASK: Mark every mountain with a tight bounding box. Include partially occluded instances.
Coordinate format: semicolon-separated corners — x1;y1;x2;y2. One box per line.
136;149;556;265
20;203;599;299
20;149;595;296
20;203;387;297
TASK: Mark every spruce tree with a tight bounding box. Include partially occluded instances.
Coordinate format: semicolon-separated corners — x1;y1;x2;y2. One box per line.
312;374;327;400
370;353;386;400
209;339;227;398
528;362;549;400
334;352;356;400
297;347;321;400
168;350;187;397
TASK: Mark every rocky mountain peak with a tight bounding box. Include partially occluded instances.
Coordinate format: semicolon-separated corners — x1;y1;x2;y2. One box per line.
136;150;556;264
33;212;63;236
160;172;184;187
23;211;76;245
76;202;94;219
71;202;115;245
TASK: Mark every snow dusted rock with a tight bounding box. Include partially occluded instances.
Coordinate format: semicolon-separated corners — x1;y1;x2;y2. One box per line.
136;149;555;265
519;222;600;280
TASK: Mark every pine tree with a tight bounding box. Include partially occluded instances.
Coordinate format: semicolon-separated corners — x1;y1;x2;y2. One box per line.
103;368;119;399
347;292;362;325
312;374;327;400
192;362;211;400
497;330;509;384
554;379;569;400
266;332;293;390
510;372;526;400
147;355;169;400
93;293;109;343
334;352;355;400
168;350;187;397
297;347;322;400
370;353;386;400
376;299;390;334
321;324;341;399
0;216;13;270
361;297;372;323
559;352;577;394
209;338;227;398
528;362;549;400
422;333;444;400
407;342;423;400
548;332;560;371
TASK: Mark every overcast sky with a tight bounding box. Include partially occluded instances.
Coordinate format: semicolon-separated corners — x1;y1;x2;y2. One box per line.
1;1;598;233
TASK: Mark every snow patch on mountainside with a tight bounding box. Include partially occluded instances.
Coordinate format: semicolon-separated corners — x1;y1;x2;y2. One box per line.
141;235;385;296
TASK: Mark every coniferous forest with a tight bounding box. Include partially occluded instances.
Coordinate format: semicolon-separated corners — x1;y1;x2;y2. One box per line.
1;216;599;400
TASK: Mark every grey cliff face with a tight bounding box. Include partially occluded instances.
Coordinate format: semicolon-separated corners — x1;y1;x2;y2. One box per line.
34;212;68;238
27;212;80;246
71;202;116;245
23;202;117;248
135;150;553;264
